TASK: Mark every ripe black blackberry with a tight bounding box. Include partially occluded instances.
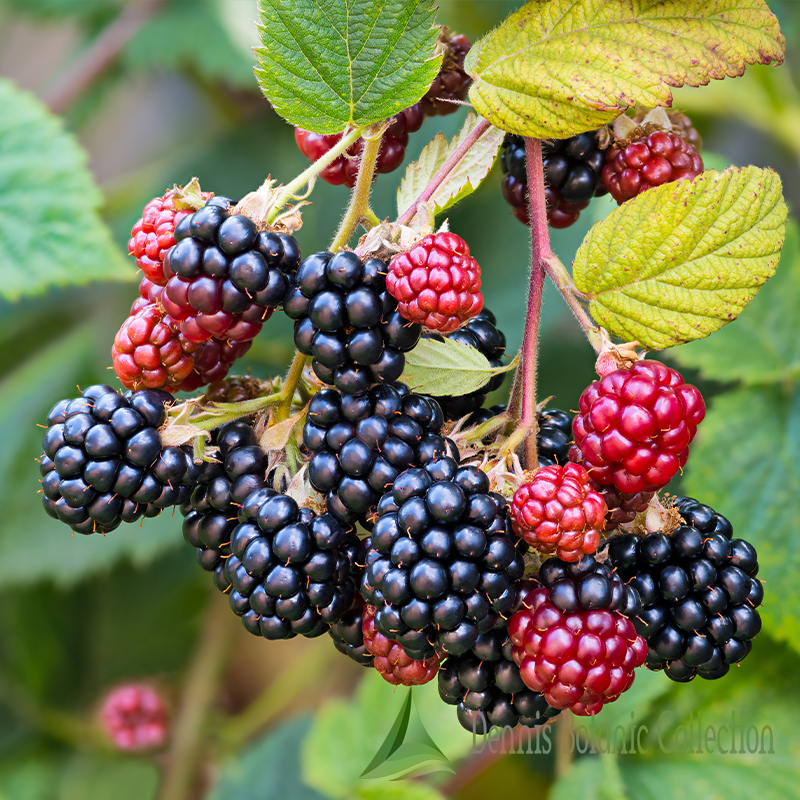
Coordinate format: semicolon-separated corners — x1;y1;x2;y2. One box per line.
361;455;527;659
439;625;561;733
500;132;607;228
229;489;365;640
180;419;268;586
303;382;454;526
329;596;374;666
163;197;301;343
424;310;506;421
284;251;421;395
606;496;763;682
40;385;199;534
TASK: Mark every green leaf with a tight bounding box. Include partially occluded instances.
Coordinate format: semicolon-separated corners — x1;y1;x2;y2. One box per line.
465;0;785;139
0;79;131;300
670;221;800;385
551;754;628;800
302;672;474;799
208;716;326;800
399;337;517;398
681;386;800;653
254;0;442;134
397;113;505;219
57;756;159;800
572;166;787;350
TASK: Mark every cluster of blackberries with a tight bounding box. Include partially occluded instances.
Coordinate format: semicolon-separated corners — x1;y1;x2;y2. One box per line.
500;132;607;228
606;497;762;682
303;382;452;526
423;309;506;420
286;251;421;394
294;29;472;187
439;625;561;733
362;456;527;659
329;597;373;666
181;420;364;639
40;385;195;534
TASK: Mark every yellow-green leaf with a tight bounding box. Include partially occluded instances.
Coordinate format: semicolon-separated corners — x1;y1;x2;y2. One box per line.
465;0;785;139
396;113;505;219
573;167;787;350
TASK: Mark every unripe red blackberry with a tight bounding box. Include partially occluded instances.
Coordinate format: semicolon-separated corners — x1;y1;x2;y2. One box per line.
439;624;560;733
602;130;703;204
570;360;705;495
100;684;169;751
111;303;198;391
286;251;421;394
171;337;252;393
510;463;606;562
606;497;763;682
500;132;608;228
41;385;198;534
128;188;210;285
363;604;440;685
387;232;483;333
163;198;300;343
509;555;646;715
418;31;471;117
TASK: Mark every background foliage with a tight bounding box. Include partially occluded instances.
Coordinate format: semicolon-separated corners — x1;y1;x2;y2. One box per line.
0;1;798;798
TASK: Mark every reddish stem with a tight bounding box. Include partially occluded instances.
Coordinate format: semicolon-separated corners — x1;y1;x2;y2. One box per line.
516;137;553;469
396;117;492;227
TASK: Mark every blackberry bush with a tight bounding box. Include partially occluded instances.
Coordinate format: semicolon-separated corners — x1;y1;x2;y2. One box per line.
606;497;763;682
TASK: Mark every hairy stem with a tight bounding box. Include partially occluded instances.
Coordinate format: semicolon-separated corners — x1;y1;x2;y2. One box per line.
542;253;603;353
156;595;234;800
330;130;384;251
508;137;551;469
42;0;166;113
275;349;309;423
268;127;365;223
396;117;492;228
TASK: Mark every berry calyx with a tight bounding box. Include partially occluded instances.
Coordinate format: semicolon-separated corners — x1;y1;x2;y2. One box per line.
386;233;483;333
606;496;763;682
510;463;607;562
100;684;169;751
363;604;440;685
570;360;705;495
601;130;704;204
509;555;646;715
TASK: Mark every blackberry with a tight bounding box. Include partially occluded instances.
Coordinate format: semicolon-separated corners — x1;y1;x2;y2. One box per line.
286;251;421;394
537;409;573;466
163;198;300;342
605;497;763;682
303;382;452;526
423;310;506;421
40;385;198;534
439;625;560;733
329;596;373;666
509;555;646;715
361;455;527;659
500;132;608;228
418;30;471;117
180;420;268;583
230;490;365;640
100;684;169;752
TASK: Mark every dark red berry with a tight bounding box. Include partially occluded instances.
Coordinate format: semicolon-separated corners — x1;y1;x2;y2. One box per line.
418;31;472;117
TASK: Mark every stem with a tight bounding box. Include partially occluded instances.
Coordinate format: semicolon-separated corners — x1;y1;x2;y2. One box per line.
508;137;551;469
363;206;381;228
396;117;492;227
542;254;603;353
268;127;366;223
275;350;309;423
555;714;574;778
156;595;235;800
42;0;166;114
329;130;384;251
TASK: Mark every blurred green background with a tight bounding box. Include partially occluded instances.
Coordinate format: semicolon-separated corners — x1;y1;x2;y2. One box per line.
0;1;799;798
